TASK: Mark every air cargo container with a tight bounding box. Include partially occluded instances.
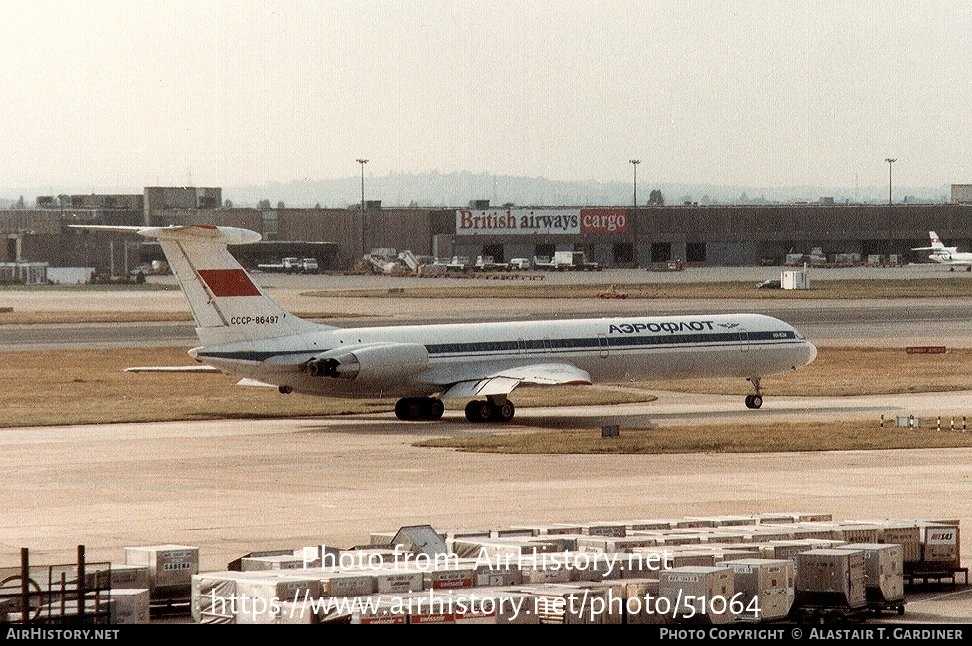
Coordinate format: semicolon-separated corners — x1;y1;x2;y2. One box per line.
919;523;961;570
93;588;150;624
876;523;922;567
721;558;795;622
835;543;905;615
318;571;376;598
622;578;663;624
659;566;735;625
124;544;199;601
793;549;866;621
233;575;322;624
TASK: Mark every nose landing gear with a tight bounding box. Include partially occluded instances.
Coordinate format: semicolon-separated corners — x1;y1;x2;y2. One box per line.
745;377;763;409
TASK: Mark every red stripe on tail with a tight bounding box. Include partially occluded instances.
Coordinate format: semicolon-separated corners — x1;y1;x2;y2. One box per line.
197;269;261;297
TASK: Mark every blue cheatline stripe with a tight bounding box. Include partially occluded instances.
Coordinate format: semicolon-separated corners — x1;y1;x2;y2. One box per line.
194;330;800;363
425;330;796;355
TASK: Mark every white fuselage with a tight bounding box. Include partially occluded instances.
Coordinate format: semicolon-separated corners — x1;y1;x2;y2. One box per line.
191;312;817;399
929;250;972;266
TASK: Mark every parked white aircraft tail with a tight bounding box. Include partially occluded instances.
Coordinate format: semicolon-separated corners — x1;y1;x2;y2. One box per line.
912;231;972;271
71;224;817;422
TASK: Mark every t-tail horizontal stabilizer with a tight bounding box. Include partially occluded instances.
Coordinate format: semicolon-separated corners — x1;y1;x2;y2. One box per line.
69;224;326;345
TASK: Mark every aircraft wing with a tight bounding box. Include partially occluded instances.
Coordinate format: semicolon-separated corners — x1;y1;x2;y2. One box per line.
124;365;278;389
124;365;223;373
438;362;592;400
236;378;279;387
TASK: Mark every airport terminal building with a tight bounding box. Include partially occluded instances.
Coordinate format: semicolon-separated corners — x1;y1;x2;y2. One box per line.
2;185;971;275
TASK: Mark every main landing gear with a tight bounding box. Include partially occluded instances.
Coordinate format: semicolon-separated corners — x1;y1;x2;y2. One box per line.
464;396;516;423
392;396;517;422
745;377;763;409
394;397;444;421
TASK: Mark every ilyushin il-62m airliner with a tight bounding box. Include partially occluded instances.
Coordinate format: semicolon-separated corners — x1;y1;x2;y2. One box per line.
72;224;817;423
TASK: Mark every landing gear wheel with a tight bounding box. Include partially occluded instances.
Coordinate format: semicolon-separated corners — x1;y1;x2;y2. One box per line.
395;398;421;420
427;398;444;420
396;397;445;421
490;400;515;422
465;400;493;422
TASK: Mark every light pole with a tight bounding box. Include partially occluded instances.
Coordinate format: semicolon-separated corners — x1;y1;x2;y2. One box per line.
885;158;895;206
885;158;895;257
356;158;368;213
629;159;640;207
357;158;368;258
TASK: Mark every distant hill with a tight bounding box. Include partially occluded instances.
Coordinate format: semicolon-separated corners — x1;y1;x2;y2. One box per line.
222;171;950;209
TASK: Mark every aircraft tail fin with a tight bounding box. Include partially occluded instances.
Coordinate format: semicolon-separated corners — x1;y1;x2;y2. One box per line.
928;232;959;255
913;231;957;254
70;224;324;345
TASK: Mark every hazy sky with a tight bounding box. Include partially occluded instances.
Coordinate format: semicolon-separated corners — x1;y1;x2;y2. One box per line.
0;1;968;193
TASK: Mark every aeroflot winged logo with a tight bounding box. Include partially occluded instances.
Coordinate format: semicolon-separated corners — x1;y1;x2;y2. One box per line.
718;322;741;329
197;269;262;297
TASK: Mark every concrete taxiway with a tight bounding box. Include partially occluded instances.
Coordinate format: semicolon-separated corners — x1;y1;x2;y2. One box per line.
0;412;968;569
0;412;969;621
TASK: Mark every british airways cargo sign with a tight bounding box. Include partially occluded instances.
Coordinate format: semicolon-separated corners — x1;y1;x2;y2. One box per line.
455;208;628;236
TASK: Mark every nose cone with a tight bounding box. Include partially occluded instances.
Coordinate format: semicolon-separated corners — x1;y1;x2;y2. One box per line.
805;341;817;365
795;340;817;368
